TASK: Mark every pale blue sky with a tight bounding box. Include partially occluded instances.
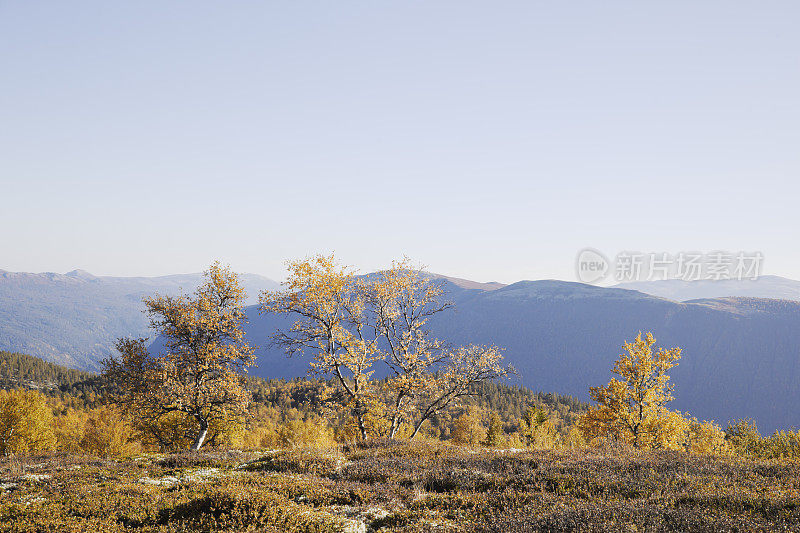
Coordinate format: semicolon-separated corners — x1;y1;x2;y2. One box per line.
1;2;798;283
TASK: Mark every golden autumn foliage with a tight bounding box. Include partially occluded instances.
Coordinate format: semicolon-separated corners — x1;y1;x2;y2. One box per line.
260;254;511;441
260;254;377;439
579;332;684;449
0;389;55;455
4;260;775;466
578;332;733;454
451;406;486;446
80;406;141;456
483;412;504;447
52;407;85;453
52;405;140;457
366;260;452;438
723;418;800;458
683;416;729;455
104;262;255;450
275;418;337;449
519;406;559;449
409;344;508;438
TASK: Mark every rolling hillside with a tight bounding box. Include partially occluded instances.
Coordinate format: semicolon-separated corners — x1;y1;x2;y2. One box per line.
232;280;800;433
2;268;799;433
0;269;278;369
616;275;800;302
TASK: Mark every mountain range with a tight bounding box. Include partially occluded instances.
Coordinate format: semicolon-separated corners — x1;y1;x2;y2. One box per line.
2;268;799;432
615;275;800;301
236;279;800;434
0;268;279;369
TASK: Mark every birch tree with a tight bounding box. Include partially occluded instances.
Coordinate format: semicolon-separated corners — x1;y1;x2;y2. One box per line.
104;262;254;450
578;332;683;448
261;254;512;440
259;254;381;439
367;260;451;438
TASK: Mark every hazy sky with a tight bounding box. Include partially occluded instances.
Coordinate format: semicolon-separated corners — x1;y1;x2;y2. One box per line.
2;2;798;283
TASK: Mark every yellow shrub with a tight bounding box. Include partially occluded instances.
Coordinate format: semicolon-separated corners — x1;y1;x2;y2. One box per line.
563;425;586;449
451;407;486;447
277;418;336;449
685;417;729;455
764;430;800;458
725;419;800;459
236;420;280;449
645;409;689;450
503;432;526;449
53;405;141;456
53;407;88;453
135;410;196;450
80;406;141;457
483;413;503;447
519;407;560;449
0;389;56;455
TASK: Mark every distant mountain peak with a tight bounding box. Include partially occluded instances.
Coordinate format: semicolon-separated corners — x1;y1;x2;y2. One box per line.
425;273;506;291
65;269;97;280
615;276;800;302
491;279;662;302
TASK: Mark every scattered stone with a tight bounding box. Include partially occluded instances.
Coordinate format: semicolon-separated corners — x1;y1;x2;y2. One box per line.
364;506;391;520
138;467;223;486
183;467;221;482
342;518;367;533
138;475;180;486
22;495;47;505
21;473;51;482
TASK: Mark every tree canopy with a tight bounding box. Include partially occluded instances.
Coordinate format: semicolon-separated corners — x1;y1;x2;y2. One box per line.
260;254;512;440
104;262;255;450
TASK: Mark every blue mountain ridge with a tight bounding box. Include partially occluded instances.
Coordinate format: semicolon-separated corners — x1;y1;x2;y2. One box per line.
150;278;800;434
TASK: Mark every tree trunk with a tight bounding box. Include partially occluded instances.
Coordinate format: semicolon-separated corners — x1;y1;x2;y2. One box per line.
389;393;406;440
356;410;368;440
192;418;209;451
409;418;426;439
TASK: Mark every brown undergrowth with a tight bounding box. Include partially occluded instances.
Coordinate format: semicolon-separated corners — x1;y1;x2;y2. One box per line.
1;441;799;532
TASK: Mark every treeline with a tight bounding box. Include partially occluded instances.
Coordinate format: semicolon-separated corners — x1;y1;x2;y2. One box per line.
0;350;110;408
0;350;588;455
5;349;799;459
246;375;588;445
3;344;800;459
0;350;96;390
4;258;800;461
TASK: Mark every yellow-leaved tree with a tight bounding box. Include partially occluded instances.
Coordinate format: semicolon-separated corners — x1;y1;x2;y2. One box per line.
104;262;255;450
367;260;452;438
451;406;486;447
578;332;685;449
0;389;56;456
518;406;560;449
407;344;508;439
259;254;379;439
260;254;511;440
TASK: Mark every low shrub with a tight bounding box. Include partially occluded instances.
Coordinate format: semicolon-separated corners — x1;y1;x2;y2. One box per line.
162;484;345;532
243;448;347;478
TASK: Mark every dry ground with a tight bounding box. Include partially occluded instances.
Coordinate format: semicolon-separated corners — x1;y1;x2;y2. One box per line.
1;441;799;532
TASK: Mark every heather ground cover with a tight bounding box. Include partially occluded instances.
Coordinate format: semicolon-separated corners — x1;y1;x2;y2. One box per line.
2;441;799;532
